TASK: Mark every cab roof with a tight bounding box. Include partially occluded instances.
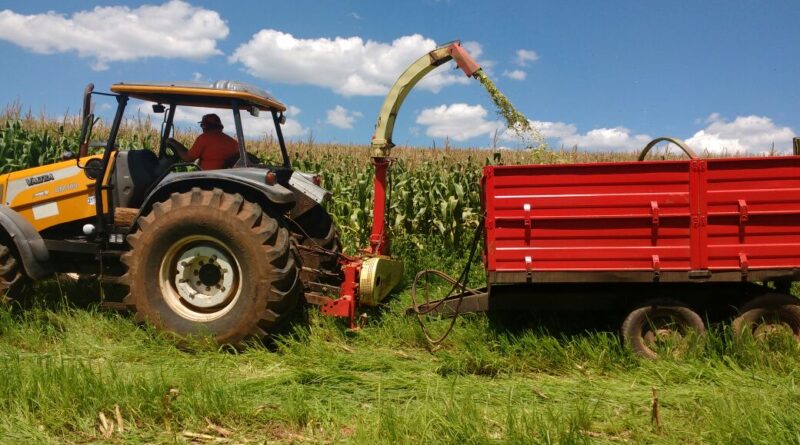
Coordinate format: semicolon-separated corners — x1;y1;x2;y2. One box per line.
110;80;286;112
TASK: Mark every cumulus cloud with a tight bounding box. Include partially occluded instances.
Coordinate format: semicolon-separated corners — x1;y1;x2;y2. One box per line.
503;69;527;81
0;1;228;70
502;120;652;151
686;113;795;154
416;104;505;142
230;32;473;96
326;105;363;129
515;49;539;66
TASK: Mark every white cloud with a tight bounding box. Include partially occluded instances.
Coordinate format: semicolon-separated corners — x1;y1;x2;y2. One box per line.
515;49;539;66
416;103;505;142
349;12;362;20
502;120;651;151
230;32;473;96
325;105;363;129
191;72;204;82
503;69;527;81
0;1;228;70
686;113;794;154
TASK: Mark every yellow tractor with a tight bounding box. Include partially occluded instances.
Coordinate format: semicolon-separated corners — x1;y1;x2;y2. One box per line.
0;81;341;345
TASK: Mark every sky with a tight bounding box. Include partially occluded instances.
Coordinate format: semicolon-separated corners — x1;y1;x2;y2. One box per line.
0;0;798;154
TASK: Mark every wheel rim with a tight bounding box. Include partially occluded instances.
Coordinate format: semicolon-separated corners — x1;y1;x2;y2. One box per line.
751;311;797;340
641;315;687;353
159;235;242;322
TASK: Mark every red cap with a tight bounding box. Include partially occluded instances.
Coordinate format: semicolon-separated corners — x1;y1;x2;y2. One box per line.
199;113;223;129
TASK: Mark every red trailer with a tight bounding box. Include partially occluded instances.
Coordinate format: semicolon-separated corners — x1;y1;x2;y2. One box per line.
471;146;800;356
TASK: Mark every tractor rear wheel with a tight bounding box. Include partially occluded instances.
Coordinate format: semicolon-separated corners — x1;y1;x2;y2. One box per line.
732;293;800;342
621;299;705;359
292;205;343;286
0;243;29;303
122;188;302;346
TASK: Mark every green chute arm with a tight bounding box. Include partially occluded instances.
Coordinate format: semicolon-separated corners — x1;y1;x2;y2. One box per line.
370;41;481;157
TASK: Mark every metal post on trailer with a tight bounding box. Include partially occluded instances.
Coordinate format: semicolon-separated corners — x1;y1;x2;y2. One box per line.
793;137;800;156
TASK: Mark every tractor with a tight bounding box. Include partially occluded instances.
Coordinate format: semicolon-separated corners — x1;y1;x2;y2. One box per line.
0;80;342;345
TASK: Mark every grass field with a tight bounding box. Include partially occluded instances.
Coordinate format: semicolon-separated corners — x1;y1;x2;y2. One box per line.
2;112;800;444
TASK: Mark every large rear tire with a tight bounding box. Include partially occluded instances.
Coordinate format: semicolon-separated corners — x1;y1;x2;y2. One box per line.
122;188;302;346
621;299;705;359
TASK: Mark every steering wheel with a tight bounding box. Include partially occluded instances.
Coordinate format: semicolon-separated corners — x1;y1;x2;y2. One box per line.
164;138;182;161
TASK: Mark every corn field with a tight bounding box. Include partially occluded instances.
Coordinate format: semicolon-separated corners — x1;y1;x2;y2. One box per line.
1;107;708;252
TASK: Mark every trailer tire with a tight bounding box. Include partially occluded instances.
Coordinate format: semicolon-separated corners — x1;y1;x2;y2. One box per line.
122;188;302;346
621;299;705;359
292;205;343;285
0;243;29;302
732;293;800;341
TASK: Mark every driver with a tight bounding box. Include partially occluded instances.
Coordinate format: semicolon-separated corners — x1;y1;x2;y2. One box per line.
166;114;239;170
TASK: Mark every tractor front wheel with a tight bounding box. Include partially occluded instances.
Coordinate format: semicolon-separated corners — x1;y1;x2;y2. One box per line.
0;243;30;303
122;188;302;346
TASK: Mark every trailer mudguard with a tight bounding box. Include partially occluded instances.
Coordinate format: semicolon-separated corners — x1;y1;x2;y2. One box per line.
135;168;296;226
0;206;52;280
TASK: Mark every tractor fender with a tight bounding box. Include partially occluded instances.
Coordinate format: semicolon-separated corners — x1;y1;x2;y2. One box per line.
0;206;52;280
135;168;296;224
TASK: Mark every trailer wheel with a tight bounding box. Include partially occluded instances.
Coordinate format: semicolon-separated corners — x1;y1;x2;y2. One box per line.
621;299;705;359
732;293;800;342
122;188;302;346
0;243;29;302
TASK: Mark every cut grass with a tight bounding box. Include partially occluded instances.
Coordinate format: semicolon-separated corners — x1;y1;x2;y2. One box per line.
2;279;800;444
2;112;800;443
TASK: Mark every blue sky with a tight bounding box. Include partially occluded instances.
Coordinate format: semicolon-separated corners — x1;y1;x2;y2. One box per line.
0;0;798;153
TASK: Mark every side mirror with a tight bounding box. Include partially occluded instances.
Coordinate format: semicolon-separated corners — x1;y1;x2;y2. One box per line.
249;106;260;117
153;104;166;113
278;112;286;125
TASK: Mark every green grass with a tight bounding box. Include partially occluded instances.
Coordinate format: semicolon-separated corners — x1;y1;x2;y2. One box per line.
2;112;800;443
2;277;800;444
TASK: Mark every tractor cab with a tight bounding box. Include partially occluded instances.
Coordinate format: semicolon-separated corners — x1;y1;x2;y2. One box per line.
107;80;291;170
71;81;328;239
87;81;294;207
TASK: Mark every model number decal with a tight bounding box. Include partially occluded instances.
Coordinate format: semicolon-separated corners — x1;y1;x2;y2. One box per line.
26;173;55;186
55;183;78;193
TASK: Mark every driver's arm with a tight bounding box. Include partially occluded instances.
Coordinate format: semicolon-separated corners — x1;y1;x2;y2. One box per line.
167;137;198;162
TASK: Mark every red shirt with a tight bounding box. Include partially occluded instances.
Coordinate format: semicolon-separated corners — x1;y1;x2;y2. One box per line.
187;130;240;170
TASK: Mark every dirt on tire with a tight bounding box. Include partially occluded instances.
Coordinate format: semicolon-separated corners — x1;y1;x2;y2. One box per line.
121;187;303;346
621;298;705;359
